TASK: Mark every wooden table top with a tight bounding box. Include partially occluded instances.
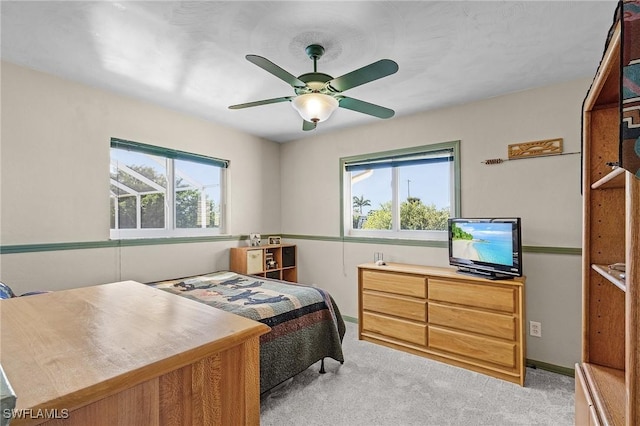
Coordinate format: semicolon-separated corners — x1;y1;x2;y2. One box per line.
0;281;269;412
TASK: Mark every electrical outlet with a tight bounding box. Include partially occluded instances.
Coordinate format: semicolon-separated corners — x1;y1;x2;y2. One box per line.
529;321;542;338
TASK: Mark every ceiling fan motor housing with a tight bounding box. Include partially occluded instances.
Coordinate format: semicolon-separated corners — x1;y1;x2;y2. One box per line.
295;73;334;95
305;44;325;60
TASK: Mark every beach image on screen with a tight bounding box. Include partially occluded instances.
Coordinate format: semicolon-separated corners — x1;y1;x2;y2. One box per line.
451;222;513;266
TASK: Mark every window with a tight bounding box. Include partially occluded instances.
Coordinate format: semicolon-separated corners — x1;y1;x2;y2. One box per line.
110;138;228;239
341;141;460;241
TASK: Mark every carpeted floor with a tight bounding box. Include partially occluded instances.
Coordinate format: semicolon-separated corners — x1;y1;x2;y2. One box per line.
260;321;574;426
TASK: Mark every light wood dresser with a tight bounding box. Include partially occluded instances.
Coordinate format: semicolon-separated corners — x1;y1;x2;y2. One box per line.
358;262;526;386
0;281;269;425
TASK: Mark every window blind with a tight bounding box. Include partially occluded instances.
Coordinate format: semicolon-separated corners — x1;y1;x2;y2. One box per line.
111;138;229;168
344;148;453;172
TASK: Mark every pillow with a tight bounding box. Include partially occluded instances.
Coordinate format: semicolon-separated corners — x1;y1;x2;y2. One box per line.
0;282;16;299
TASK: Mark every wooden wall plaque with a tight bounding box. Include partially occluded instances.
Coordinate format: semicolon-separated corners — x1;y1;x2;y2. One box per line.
508;138;563;159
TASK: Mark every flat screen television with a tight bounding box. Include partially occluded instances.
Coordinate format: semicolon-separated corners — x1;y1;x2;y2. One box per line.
448;217;522;280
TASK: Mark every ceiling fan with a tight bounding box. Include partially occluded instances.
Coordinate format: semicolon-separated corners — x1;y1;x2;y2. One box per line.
229;44;399;131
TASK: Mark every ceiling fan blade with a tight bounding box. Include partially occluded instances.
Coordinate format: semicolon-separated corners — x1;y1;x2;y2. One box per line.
228;96;294;109
328;59;398;92
338;96;395;119
246;55;307;88
302;120;316;131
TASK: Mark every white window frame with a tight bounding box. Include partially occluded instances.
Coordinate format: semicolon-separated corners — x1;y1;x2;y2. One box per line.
340;141;460;241
110;138;228;239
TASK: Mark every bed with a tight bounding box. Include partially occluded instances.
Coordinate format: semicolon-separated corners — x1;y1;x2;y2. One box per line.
149;271;345;394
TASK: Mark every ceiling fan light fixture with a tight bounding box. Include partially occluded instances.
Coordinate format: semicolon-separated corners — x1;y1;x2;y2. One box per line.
291;93;339;123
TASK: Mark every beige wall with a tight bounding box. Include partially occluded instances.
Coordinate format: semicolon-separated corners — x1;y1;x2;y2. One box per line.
281;78;590;368
0;61;280;292
0;59;588;369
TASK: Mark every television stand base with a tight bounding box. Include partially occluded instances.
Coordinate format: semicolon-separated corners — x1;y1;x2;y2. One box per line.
456;268;514;280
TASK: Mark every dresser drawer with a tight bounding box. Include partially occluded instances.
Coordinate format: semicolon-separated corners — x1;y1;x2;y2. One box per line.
363;292;426;322
428;279;516;313
428;302;516;340
362;270;426;298
428;326;517;368
362;312;427;346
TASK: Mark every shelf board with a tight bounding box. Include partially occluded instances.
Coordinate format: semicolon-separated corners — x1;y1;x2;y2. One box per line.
591;167;626;190
582;363;625;426
592;264;627;292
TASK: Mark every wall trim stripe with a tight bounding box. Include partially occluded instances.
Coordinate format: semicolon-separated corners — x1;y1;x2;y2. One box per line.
0;235;243;254
342;315;358;324
526;359;575;377
0;233;581;255
282;234;581;255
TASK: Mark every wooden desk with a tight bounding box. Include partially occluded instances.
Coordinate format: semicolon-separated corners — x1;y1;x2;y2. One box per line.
0;281;270;425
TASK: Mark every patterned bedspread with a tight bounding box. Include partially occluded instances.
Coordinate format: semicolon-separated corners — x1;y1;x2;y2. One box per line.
149;271;345;393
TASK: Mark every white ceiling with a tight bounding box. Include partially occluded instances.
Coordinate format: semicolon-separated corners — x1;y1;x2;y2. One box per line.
1;1;618;143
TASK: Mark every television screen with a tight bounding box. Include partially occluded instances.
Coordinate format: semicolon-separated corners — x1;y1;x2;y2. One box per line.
448;218;522;279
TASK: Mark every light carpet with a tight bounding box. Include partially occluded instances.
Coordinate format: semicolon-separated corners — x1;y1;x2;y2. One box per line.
260;321;574;426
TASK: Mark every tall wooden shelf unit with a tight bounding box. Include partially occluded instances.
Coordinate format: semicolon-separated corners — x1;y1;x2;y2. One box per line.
576;16;640;426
